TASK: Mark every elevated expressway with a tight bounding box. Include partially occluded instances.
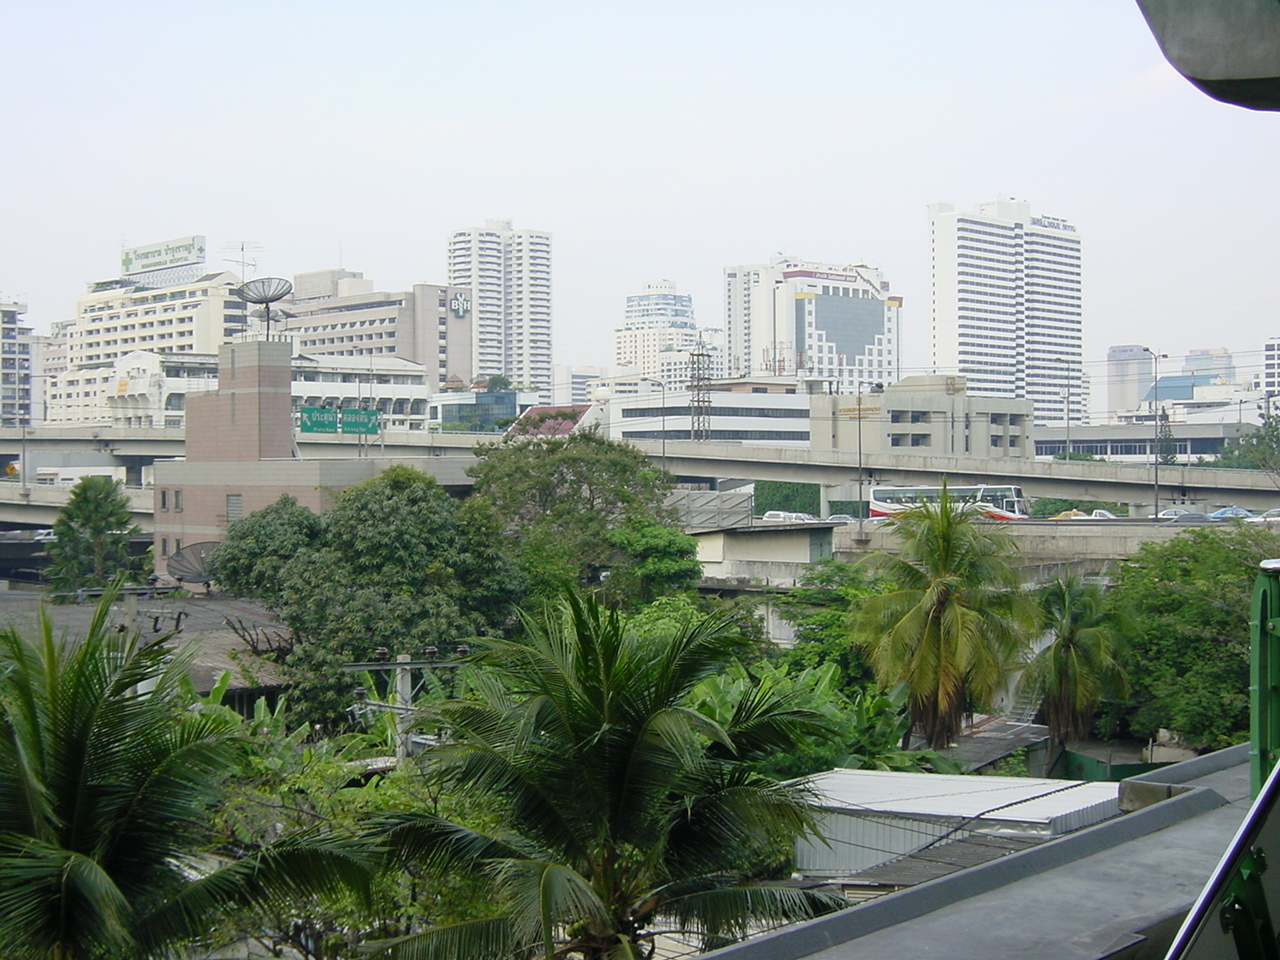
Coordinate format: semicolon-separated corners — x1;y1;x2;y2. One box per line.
0;429;1276;530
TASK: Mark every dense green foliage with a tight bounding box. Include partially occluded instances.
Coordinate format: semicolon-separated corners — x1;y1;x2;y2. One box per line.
754;480;820;516
850;489;1038;749
1211;412;1280;471
1105;525;1280;747
372;591;843;960
1026;575;1131;742
468;429;696;603
0;597;371;960
771;558;880;694
45;475;145;591
210;469;523;727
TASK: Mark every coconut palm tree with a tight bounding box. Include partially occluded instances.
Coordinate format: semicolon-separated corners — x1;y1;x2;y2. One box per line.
0;595;371;960
850;484;1038;750
372;590;843;960
1025;574;1131;742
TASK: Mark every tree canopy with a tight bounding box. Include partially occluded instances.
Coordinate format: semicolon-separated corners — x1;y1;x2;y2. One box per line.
372;590;842;960
0;596;371;959
1105;524;1280;746
850;487;1037;749
44;475;145;592
468;429;696;603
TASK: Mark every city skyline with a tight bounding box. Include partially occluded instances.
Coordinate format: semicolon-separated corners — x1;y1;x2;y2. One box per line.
2;3;1279;416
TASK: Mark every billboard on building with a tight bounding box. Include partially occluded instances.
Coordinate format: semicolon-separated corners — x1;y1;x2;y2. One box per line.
120;236;207;279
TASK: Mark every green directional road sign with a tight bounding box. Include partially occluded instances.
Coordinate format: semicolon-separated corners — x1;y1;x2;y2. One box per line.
340;408;380;435
299;407;339;433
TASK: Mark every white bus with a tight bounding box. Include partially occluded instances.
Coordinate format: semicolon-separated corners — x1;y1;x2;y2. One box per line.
867;484;1030;521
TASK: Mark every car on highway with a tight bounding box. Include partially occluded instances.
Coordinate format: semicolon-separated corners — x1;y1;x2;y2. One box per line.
1085;509;1120;519
1247;508;1280;523
1165;512;1221;524
1046;509;1090;520
1158;508;1191;518
1209;506;1255;519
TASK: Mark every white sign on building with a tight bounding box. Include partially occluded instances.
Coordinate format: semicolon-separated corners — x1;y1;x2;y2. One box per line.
120;235;207;278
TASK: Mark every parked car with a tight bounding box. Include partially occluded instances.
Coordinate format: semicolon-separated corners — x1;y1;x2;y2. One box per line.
1210;506;1255;519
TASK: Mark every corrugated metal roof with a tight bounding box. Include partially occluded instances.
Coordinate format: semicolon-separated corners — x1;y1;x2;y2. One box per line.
808;768;1119;827
845;834;1045;888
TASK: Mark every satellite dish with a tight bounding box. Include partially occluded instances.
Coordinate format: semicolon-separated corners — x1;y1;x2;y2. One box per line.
166;540;220;584
236;277;293;337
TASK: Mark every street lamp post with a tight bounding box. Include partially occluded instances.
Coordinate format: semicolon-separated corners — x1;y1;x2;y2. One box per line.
640;377;667;471
1141;346;1168;518
856;380;884;537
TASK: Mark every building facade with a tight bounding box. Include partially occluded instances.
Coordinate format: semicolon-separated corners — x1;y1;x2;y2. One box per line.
447;220;552;397
929;199;1085;426
0;301;38;427
277;270;474;394
615;280;726;385
48;270;248;426
722;257;900;392
1106;344;1153;423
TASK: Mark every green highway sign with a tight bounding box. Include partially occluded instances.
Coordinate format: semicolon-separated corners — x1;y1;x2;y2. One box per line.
340;408;380;435
299;407;339;433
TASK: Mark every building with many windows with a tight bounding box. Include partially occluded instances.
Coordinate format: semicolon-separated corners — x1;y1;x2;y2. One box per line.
722;257;900;392
929;199;1085;426
277;269;474;394
1106;344;1153;423
49;270;248;425
447;220;552;398
615;280;725;385
0;301;38;427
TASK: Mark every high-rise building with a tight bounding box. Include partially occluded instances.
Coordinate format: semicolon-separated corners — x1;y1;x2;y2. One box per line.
1183;347;1235;382
928;199;1085;425
624;280;694;324
615;280;725;383
0;301;37;427
722;257;900;391
447;220;552;398
1107;344;1154;421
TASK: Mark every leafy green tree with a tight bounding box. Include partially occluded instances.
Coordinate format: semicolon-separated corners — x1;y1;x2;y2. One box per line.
1024;575;1131;742
1211;411;1280;471
372;590;842;960
849;485;1038;749
484;374;513;392
601;515;701;604
754;480;820;516
0;597;371;960
1156;409;1179;465
208;494;322;605
1104;525;1280;746
771;558;881;694
468;429;683;601
210;467;524;728
45;475;144;591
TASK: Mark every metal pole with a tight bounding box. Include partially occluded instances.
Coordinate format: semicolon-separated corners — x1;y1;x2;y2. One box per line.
394;653;412;762
857;388;864;537
1142;347;1165;518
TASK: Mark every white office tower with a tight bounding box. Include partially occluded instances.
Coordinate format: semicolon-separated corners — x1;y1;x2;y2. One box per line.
1107;344;1154;422
929;199;1085;425
615;280;726;383
722;257;900;391
447;220;552;398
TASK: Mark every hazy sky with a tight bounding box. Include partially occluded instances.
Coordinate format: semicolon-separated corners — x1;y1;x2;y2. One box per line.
2;2;1277;412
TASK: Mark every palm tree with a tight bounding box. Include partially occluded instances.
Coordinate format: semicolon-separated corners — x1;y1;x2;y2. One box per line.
1025;574;1131;742
850;484;1038;750
0;595;371;960
372;590;842;960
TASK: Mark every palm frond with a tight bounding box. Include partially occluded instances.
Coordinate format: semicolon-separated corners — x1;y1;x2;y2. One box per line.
363;916;516;960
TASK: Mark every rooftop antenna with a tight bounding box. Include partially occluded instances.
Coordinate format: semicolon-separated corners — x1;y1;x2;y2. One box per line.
237;277;293;338
221;240;263;279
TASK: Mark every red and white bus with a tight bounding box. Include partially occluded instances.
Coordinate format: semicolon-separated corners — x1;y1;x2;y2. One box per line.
867;484;1030;521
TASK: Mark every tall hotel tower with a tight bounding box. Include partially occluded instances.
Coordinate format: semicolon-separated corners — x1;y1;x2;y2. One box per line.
928;199;1085;425
447;220;552;398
